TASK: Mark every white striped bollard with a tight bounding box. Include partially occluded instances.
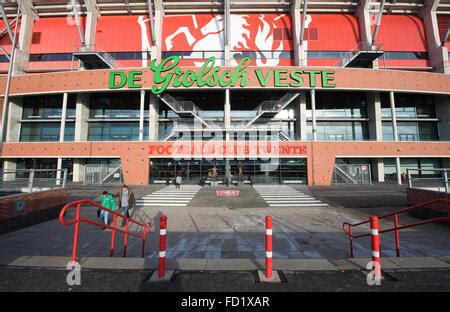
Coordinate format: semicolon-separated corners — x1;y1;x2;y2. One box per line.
370;216;382;283
159;215;167;278
266;215;273;279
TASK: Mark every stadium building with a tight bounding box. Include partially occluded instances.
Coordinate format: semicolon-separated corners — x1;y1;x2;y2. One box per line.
0;0;449;186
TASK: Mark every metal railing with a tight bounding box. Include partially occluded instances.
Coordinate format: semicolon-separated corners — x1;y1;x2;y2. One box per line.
407;168;449;193
59;199;152;262
0;169;68;193
74;44;120;69
343;198;450;258
333;163;372;185
336;41;384;67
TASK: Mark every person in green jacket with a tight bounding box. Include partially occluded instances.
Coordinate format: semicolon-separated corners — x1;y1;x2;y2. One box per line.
100;191;116;226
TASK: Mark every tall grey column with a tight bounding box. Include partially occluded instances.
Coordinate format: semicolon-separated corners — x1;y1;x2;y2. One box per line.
73;159;86;183
311;89;317;141
3;159;17;182
390;91;398;141
6;97;23;143
224;89;231;181
149;94;159;140
139;90;145;141
395;157;402;185
367;92;383;141
75;94;89;141
298;92;307;140
420;0;449;74
57;93;68;185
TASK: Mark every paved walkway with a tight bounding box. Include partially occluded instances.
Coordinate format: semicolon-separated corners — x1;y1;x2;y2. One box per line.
136;185;202;207
0;185;449;261
254;185;328;207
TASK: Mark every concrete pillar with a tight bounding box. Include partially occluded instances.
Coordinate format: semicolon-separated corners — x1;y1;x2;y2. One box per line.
371;158;385;183
59;93;68;142
56;158;63;185
149;94;159;140
390;91;398;141
75;94;90;141
6;97;23;142
151;3;164;63
73;159;86;183
12;2;38;76
395;157;402;185
139;90;145;141
298;92;307;140
291;0;302;66
355;0;377;68
436;95;450;141
367;92;383;141
420;0;449;74
310;89;317;141
2;159;17;181
84;11;99;48
224;89;231;137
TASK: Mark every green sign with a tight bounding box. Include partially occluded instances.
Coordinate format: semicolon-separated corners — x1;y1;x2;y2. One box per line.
109;56;336;94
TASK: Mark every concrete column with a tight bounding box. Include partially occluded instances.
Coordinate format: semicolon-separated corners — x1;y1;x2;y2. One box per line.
84;11;99;48
56;158;63;185
355;0;377;68
151;3;164;63
59;93;68;142
420;0;449;73
73;159;86;183
291;0;302;66
12;3;38;76
139;90;145;141
75;94;90;141
390;91;398;141
2;159;17;181
436;95;450;141
298;92;307;140
224;89;231;138
149;94;159;140
367;92;383;141
371;158;385;183
395;157;402;185
6;97;23;142
310;89;317;141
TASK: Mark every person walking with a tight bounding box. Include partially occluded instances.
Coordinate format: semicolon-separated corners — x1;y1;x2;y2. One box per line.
100;191;115;227
175;172;182;190
115;185;136;227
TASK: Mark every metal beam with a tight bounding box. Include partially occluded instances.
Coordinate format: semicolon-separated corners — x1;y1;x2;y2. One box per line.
371;0;385;45
0;4;14;43
225;0;231;45
147;0;156;46
299;0;308;44
84;0;100;16
0;2;20;145
18;0;38;19
442;23;450;46
71;0;85;47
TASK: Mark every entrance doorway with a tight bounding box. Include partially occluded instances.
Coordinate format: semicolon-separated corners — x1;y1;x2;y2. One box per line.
149;158;307;185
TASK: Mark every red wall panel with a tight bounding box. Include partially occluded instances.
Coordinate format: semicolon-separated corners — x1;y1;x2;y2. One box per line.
95;15;152;52
306;14;360;51
375;15;427;51
30;17;86;53
437;15;449;49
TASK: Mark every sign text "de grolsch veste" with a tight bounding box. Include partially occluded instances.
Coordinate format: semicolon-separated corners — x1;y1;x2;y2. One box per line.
109;56;336;94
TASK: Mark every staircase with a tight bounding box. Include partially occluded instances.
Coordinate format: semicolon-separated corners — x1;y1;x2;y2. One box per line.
158;93;210;128
73;45;118;69
337;42;384;68
245;92;299;128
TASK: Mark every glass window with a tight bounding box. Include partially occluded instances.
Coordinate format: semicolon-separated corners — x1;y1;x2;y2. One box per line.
20;122;75;142
307;121;369;141
90;92;142;119
22;95;76;119
307;92;368;118
29;53;73;62
108;52;151;60
87;122;148;141
384;52;428;60
383;121;438;141
306;51;347;59
381;93;436;118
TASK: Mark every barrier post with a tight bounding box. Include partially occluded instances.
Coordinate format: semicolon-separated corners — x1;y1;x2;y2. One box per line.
159;216;167;278
110;213;117;257
265;215;273;279
349;225;354;258
370;216;382;283
123;218;129;257
394;214;400;257
71;203;81;263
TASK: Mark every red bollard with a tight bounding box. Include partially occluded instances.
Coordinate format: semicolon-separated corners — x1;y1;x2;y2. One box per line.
265;215;273;279
159;216;167;278
370;216;382;283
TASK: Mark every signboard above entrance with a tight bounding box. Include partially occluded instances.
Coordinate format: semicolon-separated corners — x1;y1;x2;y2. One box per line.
108;56;336;94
